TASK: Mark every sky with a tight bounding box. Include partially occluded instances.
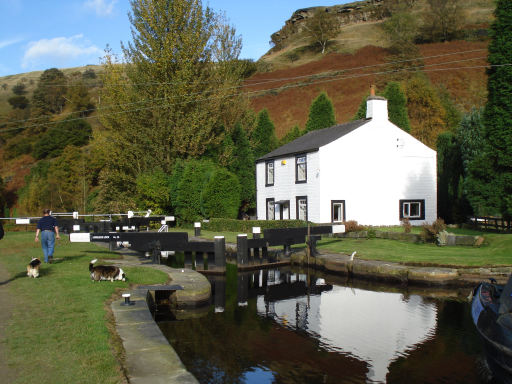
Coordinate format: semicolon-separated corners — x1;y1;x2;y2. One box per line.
0;0;349;77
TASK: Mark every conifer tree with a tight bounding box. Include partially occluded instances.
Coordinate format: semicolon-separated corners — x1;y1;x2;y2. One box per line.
228;122;255;210
305;92;336;132
352;83;410;133
467;0;512;218
384;82;410;132
279;125;303;146
252;109;278;158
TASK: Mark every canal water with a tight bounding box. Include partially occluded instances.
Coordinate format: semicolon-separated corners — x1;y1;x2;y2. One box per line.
157;265;497;384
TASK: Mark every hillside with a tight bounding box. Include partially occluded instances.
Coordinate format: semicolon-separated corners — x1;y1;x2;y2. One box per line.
247;41;488;137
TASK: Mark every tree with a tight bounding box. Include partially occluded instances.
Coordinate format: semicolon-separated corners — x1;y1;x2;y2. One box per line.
100;0;246;170
175;159;216;223
202;168;241;219
352;83;410;132
437;132;465;223
383;82;410;132
421;0;464;42
305;92;336;133
32;68;67;114
135;168;172;214
303;8;340;54
8;95;29;110
279;125;303;146
457;108;484;178
406;75;446;148
66;79;95;116
12;83;27;96
228;122;255;212
252;109;278;158
467;0;512;218
33;117;92;159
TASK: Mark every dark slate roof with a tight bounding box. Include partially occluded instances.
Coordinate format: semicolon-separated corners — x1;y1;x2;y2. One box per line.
256;118;369;162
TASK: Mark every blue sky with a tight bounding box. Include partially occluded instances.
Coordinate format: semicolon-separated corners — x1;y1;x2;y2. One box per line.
0;0;349;77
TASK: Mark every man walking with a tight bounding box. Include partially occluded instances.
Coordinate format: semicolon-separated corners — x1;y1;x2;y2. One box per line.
35;209;60;263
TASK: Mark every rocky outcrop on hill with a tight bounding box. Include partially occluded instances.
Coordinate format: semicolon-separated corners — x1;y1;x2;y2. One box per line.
270;0;386;52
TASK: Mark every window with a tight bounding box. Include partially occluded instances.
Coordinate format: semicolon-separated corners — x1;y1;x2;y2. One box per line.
296;196;308;221
266;198;275;220
265;161;274;186
295;155;307;183
331;200;345;223
399;199;425;220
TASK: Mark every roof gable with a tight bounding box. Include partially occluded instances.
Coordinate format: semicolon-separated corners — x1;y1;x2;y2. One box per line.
256;119;369;162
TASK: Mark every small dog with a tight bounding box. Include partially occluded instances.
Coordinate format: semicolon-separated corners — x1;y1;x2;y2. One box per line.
89;259;126;282
27;258;41;278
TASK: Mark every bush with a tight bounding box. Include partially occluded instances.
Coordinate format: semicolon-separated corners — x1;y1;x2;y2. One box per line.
402;218;412;233
343;220;365;233
421;218;447;243
203;218;308;233
202;169;241;219
175;159;216;223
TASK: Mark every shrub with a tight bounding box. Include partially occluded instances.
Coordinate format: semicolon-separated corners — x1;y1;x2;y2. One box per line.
402;218;412;233
203;218;308;233
202;169;241;219
421;218;447;243
343;220;365;233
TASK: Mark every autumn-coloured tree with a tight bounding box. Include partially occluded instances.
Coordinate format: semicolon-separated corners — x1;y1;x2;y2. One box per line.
406;75;446;148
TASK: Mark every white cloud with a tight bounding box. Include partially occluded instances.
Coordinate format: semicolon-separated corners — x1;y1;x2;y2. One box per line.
84;0;117;16
0;37;23;49
22;35;102;69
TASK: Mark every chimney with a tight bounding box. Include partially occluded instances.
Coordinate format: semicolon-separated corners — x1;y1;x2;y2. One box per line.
366;85;388;121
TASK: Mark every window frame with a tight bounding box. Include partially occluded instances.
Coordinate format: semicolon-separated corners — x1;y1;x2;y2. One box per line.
399;199;425;221
296;196;308;221
295;154;307;184
266;198;275;220
265;160;275;187
331;200;346;223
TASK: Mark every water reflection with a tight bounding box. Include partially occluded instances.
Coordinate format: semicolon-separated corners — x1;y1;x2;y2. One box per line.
158;266;490;384
259;285;437;382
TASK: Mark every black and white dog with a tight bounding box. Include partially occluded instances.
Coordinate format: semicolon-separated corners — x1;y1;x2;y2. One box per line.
89;259;126;282
27;258;41;278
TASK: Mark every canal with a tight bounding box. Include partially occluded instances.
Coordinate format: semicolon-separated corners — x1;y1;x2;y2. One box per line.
157;265;496;383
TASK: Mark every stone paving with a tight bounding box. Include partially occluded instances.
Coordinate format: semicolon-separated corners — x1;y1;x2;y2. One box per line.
106;250;208;384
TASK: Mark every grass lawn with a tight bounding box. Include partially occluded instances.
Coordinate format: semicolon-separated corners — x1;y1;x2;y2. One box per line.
317;233;512;267
170;226;512;268
0;231;168;384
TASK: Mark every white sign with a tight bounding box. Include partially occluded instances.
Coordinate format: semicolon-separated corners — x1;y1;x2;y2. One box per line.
332;224;346;234
16;218;30;224
73;225;81;231
70;233;91;242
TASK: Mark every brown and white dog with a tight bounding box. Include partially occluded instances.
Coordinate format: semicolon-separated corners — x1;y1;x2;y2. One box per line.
27;258;41;278
89;259;126;282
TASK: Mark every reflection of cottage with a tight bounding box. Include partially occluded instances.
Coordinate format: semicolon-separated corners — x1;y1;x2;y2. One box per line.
255;89;437;225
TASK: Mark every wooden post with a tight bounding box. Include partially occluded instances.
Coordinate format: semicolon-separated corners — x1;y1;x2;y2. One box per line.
237;234;248;266
214;236;226;271
252;227;261;260
194;222;201;237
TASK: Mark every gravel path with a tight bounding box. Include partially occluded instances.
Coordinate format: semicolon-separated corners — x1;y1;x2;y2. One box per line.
0;262;16;383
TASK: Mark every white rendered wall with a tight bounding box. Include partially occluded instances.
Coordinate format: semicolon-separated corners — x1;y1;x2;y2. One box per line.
256;152;321;222
319;118;437;225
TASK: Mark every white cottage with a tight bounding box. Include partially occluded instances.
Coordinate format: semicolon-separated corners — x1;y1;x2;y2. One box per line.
255;91;437;226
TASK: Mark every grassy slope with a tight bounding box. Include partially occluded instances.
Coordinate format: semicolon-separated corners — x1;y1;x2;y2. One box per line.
0;231;167;384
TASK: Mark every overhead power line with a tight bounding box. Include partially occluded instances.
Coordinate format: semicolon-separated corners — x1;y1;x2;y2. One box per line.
0;61;504;134
0;51;489;129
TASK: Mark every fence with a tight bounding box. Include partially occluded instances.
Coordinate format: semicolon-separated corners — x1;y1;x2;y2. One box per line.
469;216;511;233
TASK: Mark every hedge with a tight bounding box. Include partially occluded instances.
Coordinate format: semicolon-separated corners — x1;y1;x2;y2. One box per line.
203;218;309;233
